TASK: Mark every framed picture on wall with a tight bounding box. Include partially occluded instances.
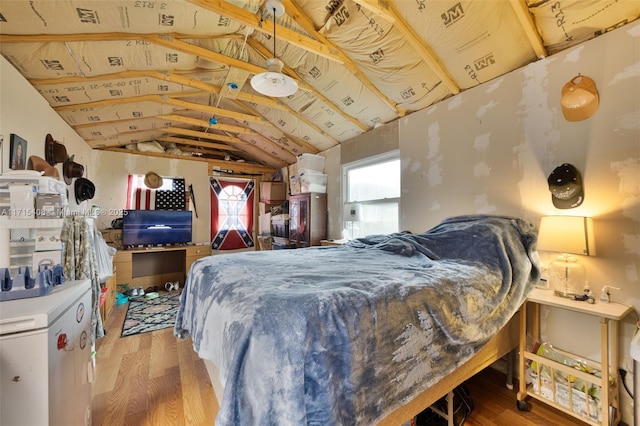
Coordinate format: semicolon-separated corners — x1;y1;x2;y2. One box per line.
9;134;27;170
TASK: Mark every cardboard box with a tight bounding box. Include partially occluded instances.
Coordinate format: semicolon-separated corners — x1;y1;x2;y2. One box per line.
260;182;286;203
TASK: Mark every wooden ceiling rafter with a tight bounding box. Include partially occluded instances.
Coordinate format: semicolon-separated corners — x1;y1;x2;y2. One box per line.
379;1;460;95
283;0;404;117
237;101;322;155
156;135;241;151
164;126;248;145
30;69;290;111
509;0;548;59
156;114;255;134
185;0;343;63
102;146;277;175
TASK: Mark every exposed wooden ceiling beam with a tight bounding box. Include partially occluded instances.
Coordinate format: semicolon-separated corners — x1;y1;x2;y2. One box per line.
101;146;277;175
156;136;240;151
186;0;343;63
156;114;255;134
30;70;290;111
509;0;548;59
164;126;247;145
381;2;460;95
283;0;403;117
54;94;266;124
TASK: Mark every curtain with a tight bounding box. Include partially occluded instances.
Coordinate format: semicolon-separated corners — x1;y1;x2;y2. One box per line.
210;178;255;250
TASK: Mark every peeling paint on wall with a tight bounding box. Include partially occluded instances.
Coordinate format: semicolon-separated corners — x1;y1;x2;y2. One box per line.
485;77;504;94
426;122;442;187
474;162;491;177
611;158;640;221
610;60;640;84
476;100;498;120
474;194;496;214
622;234;640;256
624;262;639;283
447;95;464;111
563;45;584;63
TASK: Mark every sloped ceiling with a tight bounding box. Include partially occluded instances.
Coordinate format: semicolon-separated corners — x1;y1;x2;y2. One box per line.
1;0;638;175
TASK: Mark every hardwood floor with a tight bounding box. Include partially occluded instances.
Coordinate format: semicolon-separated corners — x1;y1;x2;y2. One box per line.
92;303;581;425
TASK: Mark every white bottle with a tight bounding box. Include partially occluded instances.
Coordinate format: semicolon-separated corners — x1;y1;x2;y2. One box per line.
599;286;620;303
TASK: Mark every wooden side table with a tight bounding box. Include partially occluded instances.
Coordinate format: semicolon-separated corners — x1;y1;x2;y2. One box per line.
517;287;633;425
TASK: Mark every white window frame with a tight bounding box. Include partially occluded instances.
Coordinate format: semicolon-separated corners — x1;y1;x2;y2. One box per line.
342;150;400;238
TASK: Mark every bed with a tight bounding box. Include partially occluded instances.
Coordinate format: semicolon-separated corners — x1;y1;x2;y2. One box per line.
174;214;541;425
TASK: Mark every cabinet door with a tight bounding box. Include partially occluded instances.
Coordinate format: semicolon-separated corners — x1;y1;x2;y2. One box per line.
289;194;308;248
289;193;326;248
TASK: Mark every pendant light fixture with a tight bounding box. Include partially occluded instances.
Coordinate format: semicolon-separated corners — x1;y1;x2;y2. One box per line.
250;0;298;98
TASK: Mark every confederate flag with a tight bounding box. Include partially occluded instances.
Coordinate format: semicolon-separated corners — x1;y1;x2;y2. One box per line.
210;178;255;250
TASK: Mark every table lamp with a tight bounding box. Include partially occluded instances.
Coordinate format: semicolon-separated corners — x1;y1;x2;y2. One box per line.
343;203;361;239
537;216;595;298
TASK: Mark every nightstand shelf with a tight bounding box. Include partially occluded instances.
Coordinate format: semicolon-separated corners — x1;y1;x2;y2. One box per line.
517;287;633;425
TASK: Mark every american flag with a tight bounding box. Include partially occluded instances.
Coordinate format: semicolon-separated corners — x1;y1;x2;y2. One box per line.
126;174;186;210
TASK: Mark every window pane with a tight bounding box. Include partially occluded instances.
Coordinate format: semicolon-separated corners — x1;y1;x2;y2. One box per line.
356;202;398;237
347;159;400;202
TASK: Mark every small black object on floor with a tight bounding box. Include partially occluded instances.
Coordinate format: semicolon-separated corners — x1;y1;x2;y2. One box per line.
414;383;474;426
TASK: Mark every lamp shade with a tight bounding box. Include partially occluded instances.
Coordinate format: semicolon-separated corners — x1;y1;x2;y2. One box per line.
537;216;595;256
251;58;298;98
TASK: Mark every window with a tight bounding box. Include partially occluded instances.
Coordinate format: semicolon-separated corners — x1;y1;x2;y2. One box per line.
342;151;400;238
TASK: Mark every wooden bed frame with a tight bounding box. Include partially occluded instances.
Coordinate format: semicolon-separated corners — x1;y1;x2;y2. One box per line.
201;310;521;425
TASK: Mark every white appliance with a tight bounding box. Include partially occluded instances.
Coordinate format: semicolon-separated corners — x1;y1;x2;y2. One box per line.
0;279;93;426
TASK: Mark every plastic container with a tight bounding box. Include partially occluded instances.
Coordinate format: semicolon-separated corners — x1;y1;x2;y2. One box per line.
299;171;327;193
297;153;324;173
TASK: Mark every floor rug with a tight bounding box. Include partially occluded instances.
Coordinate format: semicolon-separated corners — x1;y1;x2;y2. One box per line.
121;291;182;337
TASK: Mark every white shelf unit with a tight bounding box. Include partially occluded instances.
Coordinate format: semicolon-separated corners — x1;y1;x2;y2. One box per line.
1;217;64;276
517;287;633;426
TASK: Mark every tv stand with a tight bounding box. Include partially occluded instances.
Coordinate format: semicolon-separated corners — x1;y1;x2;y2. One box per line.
113;245;211;290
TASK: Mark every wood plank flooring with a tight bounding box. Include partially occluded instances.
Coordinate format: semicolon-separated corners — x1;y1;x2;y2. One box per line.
92;302;582;425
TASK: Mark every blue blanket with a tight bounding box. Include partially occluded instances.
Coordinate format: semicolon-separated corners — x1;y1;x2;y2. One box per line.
175;215;540;425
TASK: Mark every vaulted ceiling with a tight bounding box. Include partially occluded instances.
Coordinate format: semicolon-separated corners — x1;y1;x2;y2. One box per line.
1;0;638;175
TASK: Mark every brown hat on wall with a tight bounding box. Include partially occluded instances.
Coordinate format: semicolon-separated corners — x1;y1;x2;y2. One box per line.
27;155;60;179
45;134;69;166
63;155;84;185
560;75;599;122
144;171;163;189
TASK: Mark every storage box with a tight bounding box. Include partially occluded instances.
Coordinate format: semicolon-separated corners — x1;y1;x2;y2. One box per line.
35;194;64;218
297;153;324;173
9;184;36;219
290;175;301;195
271;214;289;238
38;177;65;194
259;213;272;235
260;182;286;203
299;171;327;194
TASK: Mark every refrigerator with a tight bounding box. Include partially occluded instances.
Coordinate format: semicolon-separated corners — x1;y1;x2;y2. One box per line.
0;279;93;426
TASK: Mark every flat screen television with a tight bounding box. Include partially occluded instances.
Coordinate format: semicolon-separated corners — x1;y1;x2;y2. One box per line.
123;210;192;247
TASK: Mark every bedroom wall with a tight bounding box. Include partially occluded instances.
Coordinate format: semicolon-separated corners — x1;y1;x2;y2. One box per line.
90;150;210;243
397;23;639;423
0;55;92;212
325;21;638;424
